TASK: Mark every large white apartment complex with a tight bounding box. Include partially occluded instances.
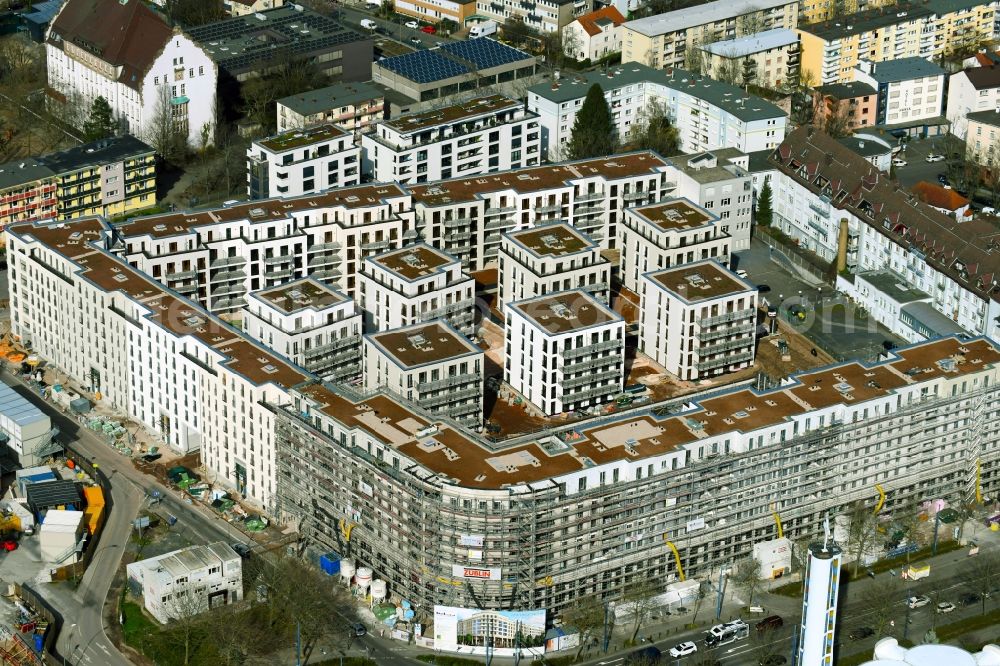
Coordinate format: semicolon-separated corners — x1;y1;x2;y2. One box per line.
505;290;624;415
46;0;217;147
248;124;361;200
640;260;757;380
362;95;541;184
364;321;484;427
243;278;362;383
498;222;610;313
946;64;1000;139
618;198;732;294
358;244;476;335
768;127;1000;343
621;0;799;71
527;64;787;160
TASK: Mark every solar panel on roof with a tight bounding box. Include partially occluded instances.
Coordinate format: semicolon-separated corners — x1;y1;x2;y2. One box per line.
380;49;470;84
439;38;529;70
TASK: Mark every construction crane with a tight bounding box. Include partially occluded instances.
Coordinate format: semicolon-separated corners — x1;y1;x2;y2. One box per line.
770;503;784;539
874;484;886;515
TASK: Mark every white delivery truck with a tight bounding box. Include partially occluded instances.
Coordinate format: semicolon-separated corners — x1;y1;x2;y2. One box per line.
469;20;497;38
360;18;378;30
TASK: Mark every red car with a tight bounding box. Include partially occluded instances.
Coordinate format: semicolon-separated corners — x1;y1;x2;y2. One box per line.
421;25;436;34
1;540;18;552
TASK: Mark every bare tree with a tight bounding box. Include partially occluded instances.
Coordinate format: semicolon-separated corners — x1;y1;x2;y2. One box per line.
845;502;880;576
685;36;706;74
161;585;215;665
861;578;902;638
737;8;764;37
145;83;188;164
963;550;1000;616
561;594;605;659
730;556;766;607
621;579;661;643
716;57;742;85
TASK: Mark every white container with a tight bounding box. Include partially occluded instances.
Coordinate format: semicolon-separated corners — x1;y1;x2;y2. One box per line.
340;560;356;582
356;566;373;590
371;579;387;601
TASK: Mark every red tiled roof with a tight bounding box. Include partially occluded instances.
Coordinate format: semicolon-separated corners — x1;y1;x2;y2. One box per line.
912;181;970;211
48;0;174;92
575;6;625;37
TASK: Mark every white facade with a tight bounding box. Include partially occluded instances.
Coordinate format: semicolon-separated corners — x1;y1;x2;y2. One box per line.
498;222;610;313
0;381;53;468
640;260;757;380
618;198;732;295
562;7;625;63
39;509;84;564
946;65;1000;139
248;124;361;200
853;58;946;127
126;542;243;624
244;278;362;382
797;542;841;666
358;244;476;335
505;290;624;416
527;64;787;160
673;149;754;251
46;0;217;147
362;95;541;185
364;321;484;427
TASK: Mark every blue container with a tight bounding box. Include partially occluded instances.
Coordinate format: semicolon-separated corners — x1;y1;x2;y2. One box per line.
33;634;43;652
319;552;341;576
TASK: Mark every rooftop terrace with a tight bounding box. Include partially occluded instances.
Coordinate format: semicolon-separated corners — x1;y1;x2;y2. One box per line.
257;124;348;153
367;321;480;368
368;244;456;281
648;261;752;302
511;290;621;335
632;199;715;231
505;223;594;258
253;278;347;314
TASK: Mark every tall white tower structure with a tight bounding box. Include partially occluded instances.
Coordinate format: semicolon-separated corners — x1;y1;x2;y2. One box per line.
797;519;842;666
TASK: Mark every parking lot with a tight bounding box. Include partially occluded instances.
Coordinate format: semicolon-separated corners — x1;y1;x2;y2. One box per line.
890;134;958;191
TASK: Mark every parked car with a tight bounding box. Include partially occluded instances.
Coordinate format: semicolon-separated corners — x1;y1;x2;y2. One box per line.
409;37;421;45
668;641;697;658
421;25;436;33
937;173;950;185
0;540;17;552
960;593;980;606
735;269;749;279
405;20;419;28
892;158;907;168
936;602;956;614
849;627;874;640
756;615;784;633
907;595;930;609
352;623;368;637
926;153;946;162
231;543;252;559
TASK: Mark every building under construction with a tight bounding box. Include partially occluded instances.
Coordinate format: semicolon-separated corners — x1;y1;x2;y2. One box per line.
276;335;1000;616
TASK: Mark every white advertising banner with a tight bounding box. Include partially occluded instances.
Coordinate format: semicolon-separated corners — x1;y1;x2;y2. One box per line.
433;605;547;656
451;565;501;580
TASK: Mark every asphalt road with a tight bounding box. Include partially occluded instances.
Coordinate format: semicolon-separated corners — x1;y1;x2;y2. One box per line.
334;3;451;52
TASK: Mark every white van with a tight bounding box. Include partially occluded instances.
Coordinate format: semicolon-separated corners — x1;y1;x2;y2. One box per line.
360;18;378;30
365;0;382;7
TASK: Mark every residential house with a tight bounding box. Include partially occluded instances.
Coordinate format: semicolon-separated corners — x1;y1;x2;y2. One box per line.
563;7;626;63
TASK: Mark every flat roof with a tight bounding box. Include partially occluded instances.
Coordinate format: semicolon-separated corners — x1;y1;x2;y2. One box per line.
529;64;785;123
505;222;595;258
257;123;348;153
119;183;408;239
252;277;347;314
676;150;748;184
863;57;946;83
368;244;457;281
625;0;794;37
701;28;799;58
409;151;668;207
965;109;1000;128
631;198;715;231
647;261;753;302
188;6;369;73
367;321;480;369
800;3;935;42
838;135;892;157
857;270;929;303
0;381;49;428
815;81;878;99
510;290;621;335
277;81;386;115
383;94;523;134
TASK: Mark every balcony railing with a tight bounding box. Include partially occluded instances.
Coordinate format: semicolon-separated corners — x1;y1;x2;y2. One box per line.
210;255;246;269
568;383;617;403
564;352;622;373
698;307;756;328
698;321;756;342
361;240;391;252
562;368;621;389
697;350;754;372
211;282;246;297
576;191;604;203
264;254;295;265
535;203;563;214
418;372;481;393
165;269;198;281
623;191;650;202
209;268;245;283
304;335;361;359
422;385;481;409
562;338;620;360
698;336;753;357
420;299;475;321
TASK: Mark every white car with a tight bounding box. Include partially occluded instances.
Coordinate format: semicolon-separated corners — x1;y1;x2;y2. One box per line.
669;641;698;658
735;269;749;279
892;158;907;168
907;595;930;609
926;153;946;162
936;602;956;614
405;20;420;28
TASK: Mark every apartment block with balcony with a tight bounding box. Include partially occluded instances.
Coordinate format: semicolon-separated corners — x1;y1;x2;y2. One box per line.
0;135;156;228
618;198;732;295
947;64;1000;139
640;260;757;380
505;290;624;416
812;81;879;132
361;95;541;184
276;81;388;134
797;0;998;85
964;109;1000;163
244;277;362;382
395;0;478;27
248;124;361;200
358;244;476;335
498;222;610;314
701;28;801;90
364;321;484;427
852;57;946;132
474;0;585;33
527;64;787;160
673;149;754;251
622;0;799;71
